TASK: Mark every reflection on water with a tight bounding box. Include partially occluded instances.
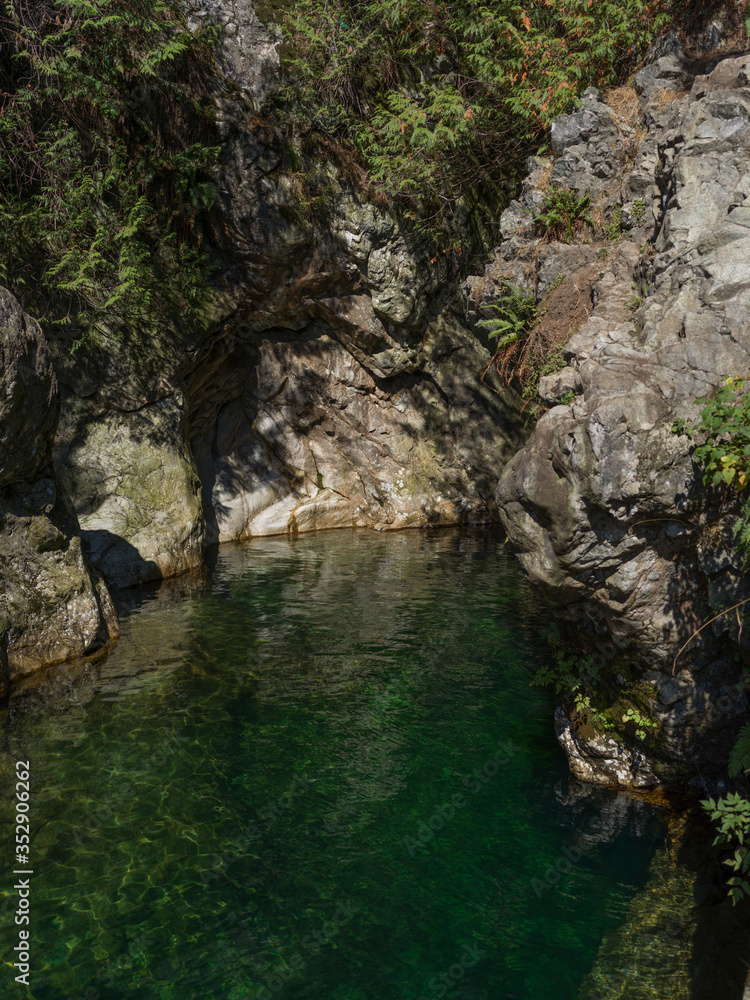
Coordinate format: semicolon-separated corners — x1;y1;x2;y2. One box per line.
0;529;687;999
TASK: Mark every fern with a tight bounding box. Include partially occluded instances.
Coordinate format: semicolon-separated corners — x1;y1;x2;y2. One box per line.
477;281;537;348
535;188;594;243
0;0;219;335
729;722;750;778
276;0;671;237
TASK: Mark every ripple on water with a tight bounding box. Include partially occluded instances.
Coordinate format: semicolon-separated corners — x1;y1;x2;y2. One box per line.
0;529;681;1000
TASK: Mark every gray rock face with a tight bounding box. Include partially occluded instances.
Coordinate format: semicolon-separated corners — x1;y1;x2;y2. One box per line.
634;53;694;109
186;0;280;103
496;54;750;791
0;289;119;690
550;90;633;195
54;396;204;586
41;3;527;589
0;288;59;488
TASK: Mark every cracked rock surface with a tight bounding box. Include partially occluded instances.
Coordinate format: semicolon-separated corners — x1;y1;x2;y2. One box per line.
494;52;750;790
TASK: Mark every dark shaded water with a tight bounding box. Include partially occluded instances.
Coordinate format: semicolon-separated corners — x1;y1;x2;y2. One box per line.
1;529;671;999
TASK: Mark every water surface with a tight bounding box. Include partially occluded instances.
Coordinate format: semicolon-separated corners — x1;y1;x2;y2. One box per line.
0;529;668;999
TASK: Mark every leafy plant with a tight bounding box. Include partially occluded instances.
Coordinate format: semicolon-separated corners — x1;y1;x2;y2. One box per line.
549;273;567;291
534;188;593;243
276;0;670;237
521;343;569;400
477;281;537;350
673;377;750;489
729;722;750;778
604;206;623;242
632;198;646;225
0;0;219;338
533;624;604;716
703;792;750;904
621;706;657;740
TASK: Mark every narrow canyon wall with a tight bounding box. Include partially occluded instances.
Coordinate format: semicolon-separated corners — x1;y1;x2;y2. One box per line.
40;1;525;593
489;54;750;791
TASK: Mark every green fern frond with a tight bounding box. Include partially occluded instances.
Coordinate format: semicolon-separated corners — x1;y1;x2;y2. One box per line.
729;722;750;778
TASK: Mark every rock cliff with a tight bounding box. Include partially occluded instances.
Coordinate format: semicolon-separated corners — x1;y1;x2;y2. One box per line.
3;0;750;804
0;0;526;677
39;4;526;592
492;53;750;791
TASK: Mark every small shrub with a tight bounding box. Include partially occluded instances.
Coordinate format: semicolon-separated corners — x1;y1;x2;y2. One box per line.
534;188;594;243
703;792;750;904
621;706;657;740
477;281;537;351
632;198;646;225
674;376;750;489
533;625;613;727
604;206;623;242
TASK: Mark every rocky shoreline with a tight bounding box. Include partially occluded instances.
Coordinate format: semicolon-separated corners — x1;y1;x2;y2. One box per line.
2;5;750;810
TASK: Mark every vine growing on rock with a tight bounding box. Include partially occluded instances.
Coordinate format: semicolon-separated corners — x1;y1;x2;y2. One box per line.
0;0;220;341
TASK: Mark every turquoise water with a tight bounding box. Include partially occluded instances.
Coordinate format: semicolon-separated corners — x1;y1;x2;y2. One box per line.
0;529;667;999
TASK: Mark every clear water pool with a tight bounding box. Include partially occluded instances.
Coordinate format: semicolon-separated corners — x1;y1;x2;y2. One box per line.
0;529;670;999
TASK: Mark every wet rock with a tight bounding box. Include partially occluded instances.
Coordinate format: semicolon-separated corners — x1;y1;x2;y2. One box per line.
555;707;658;789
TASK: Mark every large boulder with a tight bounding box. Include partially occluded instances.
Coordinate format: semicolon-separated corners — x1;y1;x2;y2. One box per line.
0;289;119;692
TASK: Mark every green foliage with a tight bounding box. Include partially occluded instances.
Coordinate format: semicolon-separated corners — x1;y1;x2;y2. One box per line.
672;375;750;556
0;0;219;337
621;706;657;740
729;722;750;778
534;187;593;243
549;273;567;291
604;206;623;242
533;624;603;716
277;0;670;234
673;377;750;489
521;343;568;401
628;293;642;314
703;792;750;904
632;198;646;225
477;281;537;350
